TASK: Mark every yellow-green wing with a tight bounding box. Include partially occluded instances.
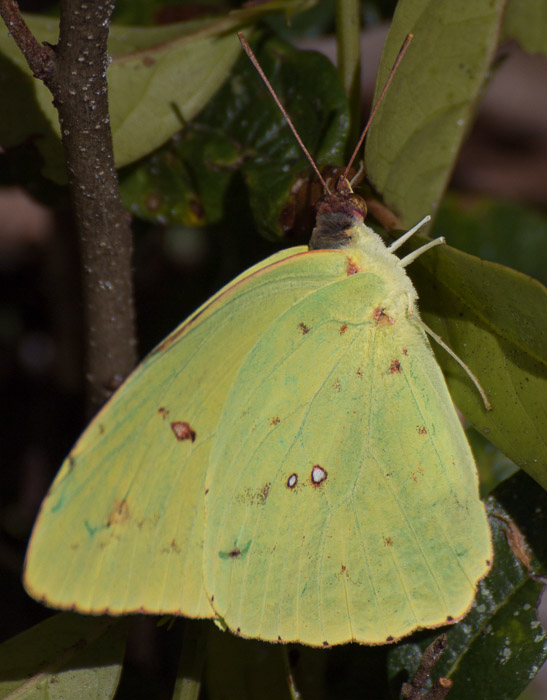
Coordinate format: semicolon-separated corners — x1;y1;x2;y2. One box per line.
24;246;356;617
204;268;492;646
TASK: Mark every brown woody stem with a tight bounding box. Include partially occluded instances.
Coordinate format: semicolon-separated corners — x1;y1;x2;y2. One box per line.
401;634;452;700
0;0;54;78
0;0;137;414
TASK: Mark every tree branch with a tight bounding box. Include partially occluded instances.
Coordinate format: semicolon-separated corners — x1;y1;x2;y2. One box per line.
0;0;137;414
0;0;54;78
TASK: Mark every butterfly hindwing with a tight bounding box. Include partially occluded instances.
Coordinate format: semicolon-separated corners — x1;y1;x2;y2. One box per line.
204;258;491;646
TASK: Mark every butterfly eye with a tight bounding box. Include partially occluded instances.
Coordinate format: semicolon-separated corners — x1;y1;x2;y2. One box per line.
346;193;367;220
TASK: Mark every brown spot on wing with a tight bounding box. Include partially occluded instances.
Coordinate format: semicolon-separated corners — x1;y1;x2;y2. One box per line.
346;257;360;275
259;483;271;504
338;564;350;580
171;421;196;442
389;359;401;374
383;536;393;547
299;322;310;334
417;425;427;435
236;483;271;506
372;307;394;326
107;499;129;527
219;540;252;561
158;406;170;419
410;467;424;483
340;324;348;335
270;416;280;426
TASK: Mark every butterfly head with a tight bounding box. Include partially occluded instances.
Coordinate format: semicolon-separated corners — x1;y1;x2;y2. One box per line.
309;176;368;251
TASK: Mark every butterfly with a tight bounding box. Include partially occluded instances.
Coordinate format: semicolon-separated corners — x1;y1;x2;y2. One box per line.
23;32;492;648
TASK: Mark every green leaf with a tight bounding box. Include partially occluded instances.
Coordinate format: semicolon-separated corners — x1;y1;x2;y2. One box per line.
107;21;240;172
365;0;506;227
406;240;547;490
120;32;349;240
109;0;317;171
435;195;547;287
503;0;547;55
0;614;128;699
387;471;547;699
0;1;315;182
466;425;518;497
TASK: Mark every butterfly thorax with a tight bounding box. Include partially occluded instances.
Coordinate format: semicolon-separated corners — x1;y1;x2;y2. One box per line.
309;177;418;319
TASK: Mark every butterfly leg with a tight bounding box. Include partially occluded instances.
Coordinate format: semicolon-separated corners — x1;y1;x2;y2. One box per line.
406;292;415;316
416;319;492;411
388;215;431;253
398;236;446;268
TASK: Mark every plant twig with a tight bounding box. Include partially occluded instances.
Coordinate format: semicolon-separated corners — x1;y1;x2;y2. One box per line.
0;0;137;414
401;634;453;700
0;0;54;78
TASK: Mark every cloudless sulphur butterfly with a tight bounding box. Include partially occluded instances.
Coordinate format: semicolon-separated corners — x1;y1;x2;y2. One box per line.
23;34;492;647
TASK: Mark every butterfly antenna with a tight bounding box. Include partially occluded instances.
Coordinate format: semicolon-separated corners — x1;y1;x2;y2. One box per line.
344;33;413;179
238;32;331;194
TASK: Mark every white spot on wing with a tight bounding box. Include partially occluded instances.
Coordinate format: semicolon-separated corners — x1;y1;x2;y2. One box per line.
287;473;298;489
311;465;327;485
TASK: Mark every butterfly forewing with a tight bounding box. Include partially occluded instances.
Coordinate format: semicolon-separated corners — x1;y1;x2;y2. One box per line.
24;247;344;617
